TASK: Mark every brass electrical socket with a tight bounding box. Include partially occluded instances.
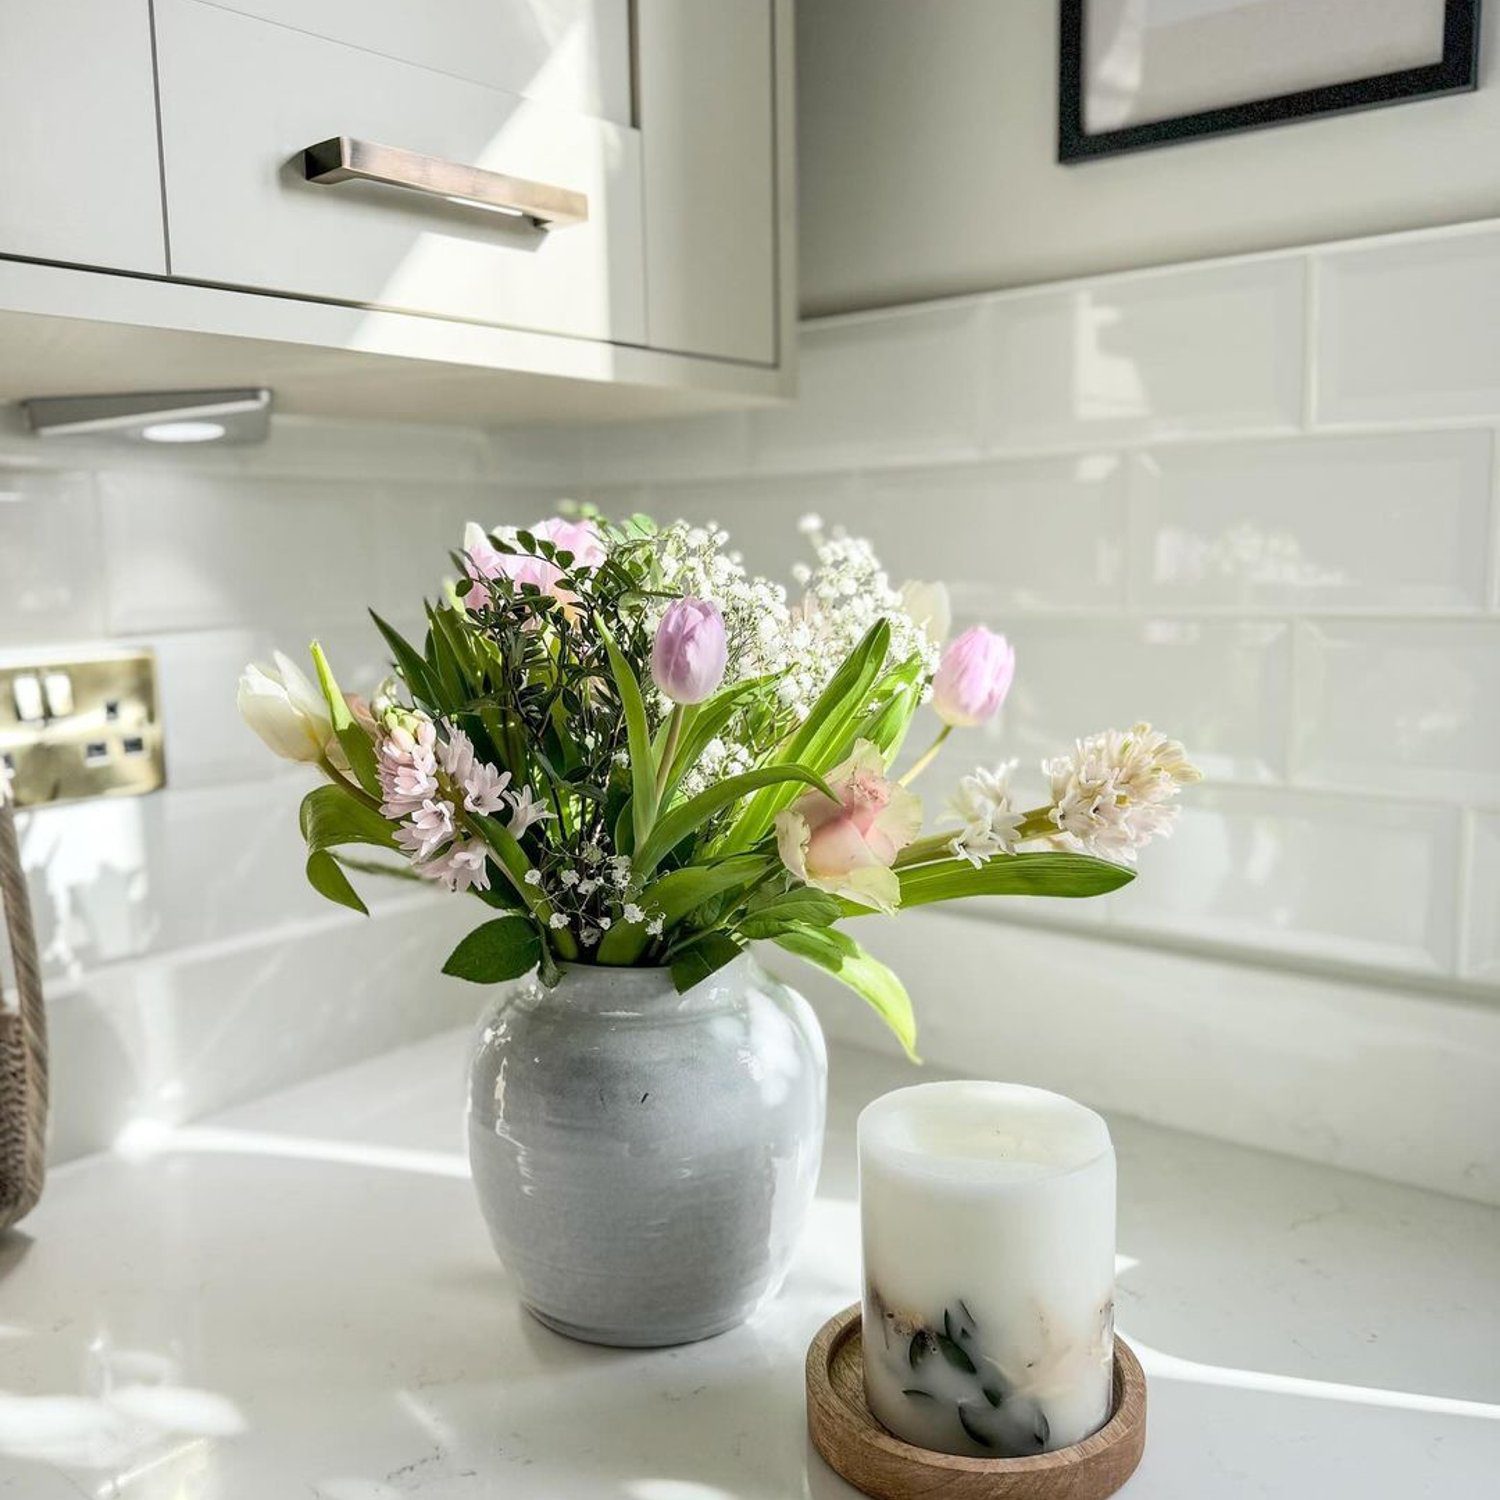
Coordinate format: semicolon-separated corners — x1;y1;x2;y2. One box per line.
0;649;165;808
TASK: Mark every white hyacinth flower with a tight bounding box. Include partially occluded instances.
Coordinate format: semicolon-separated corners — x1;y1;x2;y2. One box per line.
1043;723;1202;863
944;761;1024;867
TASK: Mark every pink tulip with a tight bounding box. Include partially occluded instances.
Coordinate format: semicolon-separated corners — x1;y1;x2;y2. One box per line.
931;625;1015;728
651;597;728;705
462;517;606;612
775;740;922;915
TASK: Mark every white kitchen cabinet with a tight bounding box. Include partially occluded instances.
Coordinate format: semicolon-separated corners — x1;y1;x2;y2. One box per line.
0;0;165;274
0;0;794;421
155;0;646;344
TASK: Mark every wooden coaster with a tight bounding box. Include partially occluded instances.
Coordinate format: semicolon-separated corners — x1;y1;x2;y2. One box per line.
806;1304;1146;1500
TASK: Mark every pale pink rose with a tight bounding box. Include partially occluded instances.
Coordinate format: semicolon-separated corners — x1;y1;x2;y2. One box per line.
775;740;922;915
931;625;1015;728
461;517;605;612
651;597;728;705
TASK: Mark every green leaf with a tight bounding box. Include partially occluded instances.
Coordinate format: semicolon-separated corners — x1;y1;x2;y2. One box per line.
370;609;439;709
305;848;368;915
299;782;397;855
936;1333;977;1374
595;856;767;965
298;783;398;914
596;615;658;854
309;640;380;797
772;925;918;1060
726;619;891;849
441;917;541;983
737;887;843;940
634;764;835;878
670;931;744;993
879;853;1136;911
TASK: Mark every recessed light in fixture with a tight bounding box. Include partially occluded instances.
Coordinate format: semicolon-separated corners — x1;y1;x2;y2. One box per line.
140;420;229;444
19;388;273;445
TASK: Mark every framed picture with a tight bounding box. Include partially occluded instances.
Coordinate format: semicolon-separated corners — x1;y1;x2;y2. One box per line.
1058;0;1482;162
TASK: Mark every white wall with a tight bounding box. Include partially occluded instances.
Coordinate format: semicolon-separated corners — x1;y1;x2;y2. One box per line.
797;0;1500;315
0;415;566;1164
518;217;1500;1204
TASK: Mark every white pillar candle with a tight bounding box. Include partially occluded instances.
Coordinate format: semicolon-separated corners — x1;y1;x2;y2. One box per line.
859;1081;1116;1458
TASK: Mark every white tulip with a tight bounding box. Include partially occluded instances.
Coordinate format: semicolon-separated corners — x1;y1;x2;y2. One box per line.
237;650;333;762
901;580;952;646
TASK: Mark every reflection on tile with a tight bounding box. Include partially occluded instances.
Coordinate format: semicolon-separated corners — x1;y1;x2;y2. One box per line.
0;469;105;643
16;779;424;981
753;304;986;470
1317;226;1500;422
539;413;754;483
1130;431;1493;610
1292;621;1500;803
1001;618;1291;784
44;896;480;1165
1106;786;1460;976
100;472;380;633
985;259;1304;449
1463;814;1500;981
862;456;1127;611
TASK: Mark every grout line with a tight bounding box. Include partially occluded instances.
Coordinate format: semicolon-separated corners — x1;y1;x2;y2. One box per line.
1300;253;1320;430
1488;427;1500;612
1455;808;1477;979
800;213;1500;331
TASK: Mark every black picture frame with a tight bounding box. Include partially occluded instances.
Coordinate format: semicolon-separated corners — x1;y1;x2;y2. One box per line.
1058;0;1482;162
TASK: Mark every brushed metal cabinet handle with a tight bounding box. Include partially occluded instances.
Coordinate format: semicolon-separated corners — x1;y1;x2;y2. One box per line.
301;136;589;230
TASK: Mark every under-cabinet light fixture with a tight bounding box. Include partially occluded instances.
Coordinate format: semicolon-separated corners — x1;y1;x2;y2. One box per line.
19;387;272;444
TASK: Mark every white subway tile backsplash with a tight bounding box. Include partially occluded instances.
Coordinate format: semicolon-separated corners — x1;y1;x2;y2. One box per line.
752;303;986;471
1462;813;1500;981
0;468;105;643
1106;787;1461;976
17;779;424;983
983;259;1305;450
1130;431;1494;611
550;413;754;484
100;472;380;634
1317;226;1500;423
862;457;1127;612
1292;621;1500;804
1001;618;1292;784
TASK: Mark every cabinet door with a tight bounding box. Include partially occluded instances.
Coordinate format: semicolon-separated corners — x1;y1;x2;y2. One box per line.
0;0;165;273
637;0;778;365
155;0;645;344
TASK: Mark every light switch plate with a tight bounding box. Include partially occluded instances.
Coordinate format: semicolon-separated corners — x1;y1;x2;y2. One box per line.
0;649;165;808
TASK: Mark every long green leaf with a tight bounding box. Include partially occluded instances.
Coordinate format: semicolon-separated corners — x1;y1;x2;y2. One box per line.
737;887;842;939
596;616;658;853
370;609;439;709
725;618;891;849
309;641;380;797
868;853;1136;911
441;917;541;983
772;925;918;1060
634;764;835;879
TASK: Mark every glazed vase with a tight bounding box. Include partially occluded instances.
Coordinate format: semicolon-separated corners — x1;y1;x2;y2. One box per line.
466;955;827;1347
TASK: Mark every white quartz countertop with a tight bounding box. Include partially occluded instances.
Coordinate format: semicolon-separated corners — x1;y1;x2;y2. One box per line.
2;1030;1497;1499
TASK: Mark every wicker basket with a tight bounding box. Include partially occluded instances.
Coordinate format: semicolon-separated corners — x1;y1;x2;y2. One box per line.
0;789;46;1231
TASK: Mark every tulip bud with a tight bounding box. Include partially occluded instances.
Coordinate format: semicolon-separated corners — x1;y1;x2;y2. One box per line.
931;626;1015;728
651;597;728;705
237;650;334;761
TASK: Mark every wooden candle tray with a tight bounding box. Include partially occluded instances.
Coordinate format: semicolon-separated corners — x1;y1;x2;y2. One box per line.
806;1303;1146;1499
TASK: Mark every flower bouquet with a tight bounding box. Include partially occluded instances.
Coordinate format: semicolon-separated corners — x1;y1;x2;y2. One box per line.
238;510;1197;1345
239;511;1196;1055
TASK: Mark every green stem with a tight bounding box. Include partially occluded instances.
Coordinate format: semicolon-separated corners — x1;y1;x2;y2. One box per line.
898;725;951;786
654;703;685;802
318;753;381;810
